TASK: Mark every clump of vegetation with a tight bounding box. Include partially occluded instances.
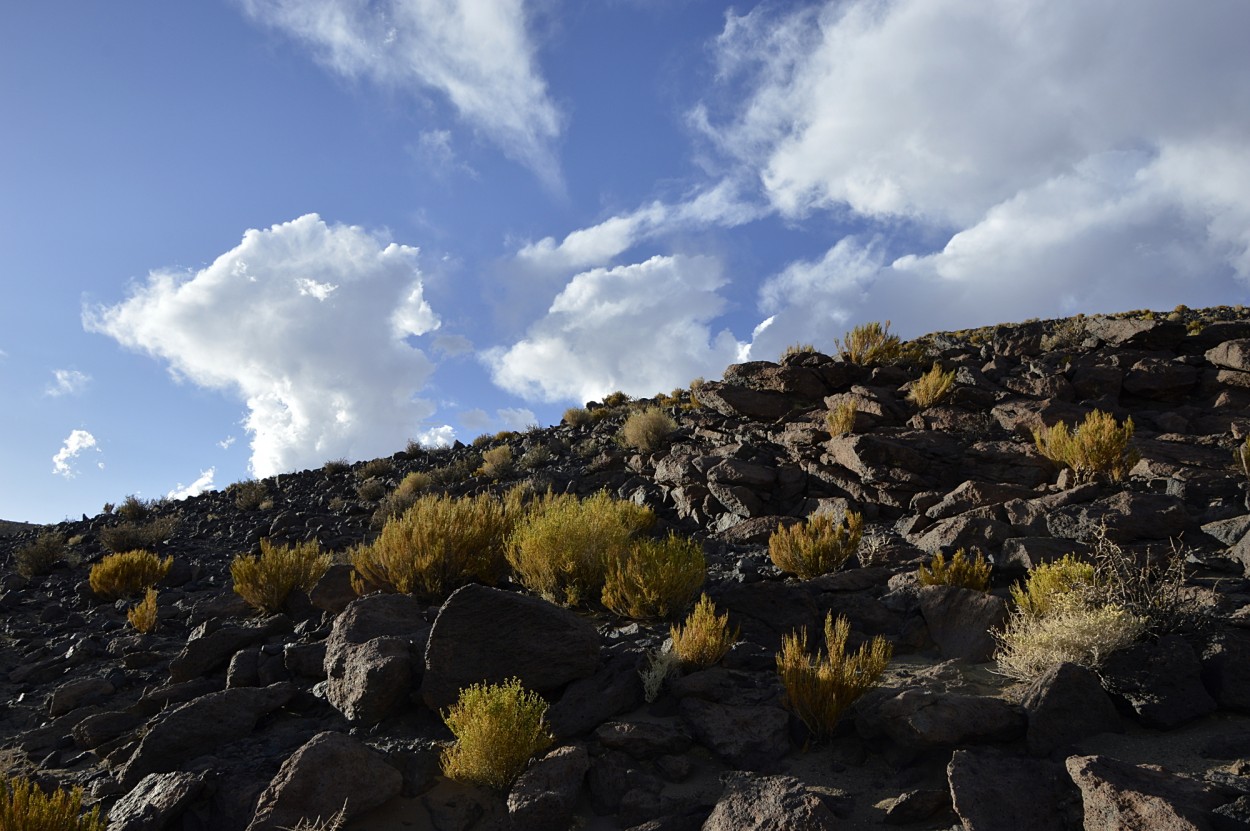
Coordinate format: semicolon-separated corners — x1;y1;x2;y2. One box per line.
825;400;857;435
440;678;554;792
1008;554;1095;619
480;445;515;479
1236;436;1250;480
355;458;395;480
1033;410;1139;482
355;479;387;502
781;343;816;359
776;612;892;739
519;444;555;470
996;603;1145;682
322;458;351;474
0;774;106;831
768;512;863;580
229;480;269;511
231;539;331;614
601;391;632;408
563;407;593;428
471;433;494;448
1040;316;1089;352
14;533;68;578
507;491;654;606
428;453;482;486
835;321;902;366
907;362;956;408
639;643;680;704
601;534;705;620
670;594;739;669
917;548;991;591
352;493;510;599
99;517;178;553
89;550;172;600
116;494;155;522
1085;528;1205;636
372;471;433;527
619;407;677;453
127;588;159;634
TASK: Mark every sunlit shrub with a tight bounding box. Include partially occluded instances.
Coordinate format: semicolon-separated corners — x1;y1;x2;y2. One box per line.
602;534;705;620
0;774;106;831
480;445;515;479
507;491;654;606
825;400;857;435
601;391;632;408
907;362;956;408
352;493;510;599
1009;554;1096;619
355;458;395;480
670;594;739;669
229;480;268;511
781;343;816;359
995;603;1145;682
89;550;171;600
835;321;902;366
563;407;592;427
1033;410;1138;482
127;588;159;634
116;494;154;522
440;678;553;791
619;407;677;453
14;533;68;578
768;512;863;580
231;539;331;613
776;612;892;738
99;517;177;553
372;471;433;527
355;478;387;502
917;548;991;591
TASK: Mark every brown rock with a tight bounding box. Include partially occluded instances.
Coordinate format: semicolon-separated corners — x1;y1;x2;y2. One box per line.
918;585;1008;663
948;749;1075;830
702;772;838;831
1065;754;1227;831
506;744;590;831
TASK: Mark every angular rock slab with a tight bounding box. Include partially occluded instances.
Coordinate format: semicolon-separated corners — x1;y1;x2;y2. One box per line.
1021;662;1122;757
861;689;1025;751
948;749;1075;831
422;584;600;711
1065;754;1228;831
1098;635;1217;729
507;744;590;831
247;731;402;831
109;771;206;831
680;699;789;771
702;772;838;831
324;593;430;724
918;584;1008;663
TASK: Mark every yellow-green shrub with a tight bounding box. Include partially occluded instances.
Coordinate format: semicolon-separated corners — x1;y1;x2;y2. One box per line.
480;445;515;478
506;491;654;606
602;534;705;620
89;550;171;600
1009;554;1096;619
835;321;902;366
440;678;554;791
0;775;106;831
127;588;159;634
372;471;433;526
776;612;892;738
14;533;68;578
917;548;991;591
619;407;677;453
1033;410;1138;482
601;391;632;408
352;493;510;598
825;401;857;435
562;407;592;427
355;458;395;480
231;539;331;613
671;594;739;669
768;512;863;580
907;362;955;408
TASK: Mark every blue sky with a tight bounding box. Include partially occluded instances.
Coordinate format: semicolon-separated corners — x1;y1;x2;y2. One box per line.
4;0;1250;523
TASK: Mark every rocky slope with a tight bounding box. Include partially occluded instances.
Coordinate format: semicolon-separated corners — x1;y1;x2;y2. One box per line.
3;307;1250;830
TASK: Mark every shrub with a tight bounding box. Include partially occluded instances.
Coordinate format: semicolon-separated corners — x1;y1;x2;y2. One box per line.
231;539;331;613
352;494;510;598
99;517;177;553
14;533;68;578
602;534;706;620
1009;554;1096;619
519;444;554;470
563;407;592;428
907;362;955;408
619;407;677;453
89;550;172;600
480;445;515;479
1033;410;1138;483
995;602;1145;682
356;458;395;480
322;458;350;474
440;678;554;791
471;433;493;448
507;491;654;606
917;548;991;591
372;471;433;527
781;343;816;359
116;494;154;522
1085;527;1204;635
0;774;106;831
835;321;902;366
768;512;863;580
1237;436;1250;480
776;612;892;739
639;643;680;703
601;391;632;408
229;480;268;511
670;594;740;669
127;588;159;634
355;478;387;502
825;401;857;435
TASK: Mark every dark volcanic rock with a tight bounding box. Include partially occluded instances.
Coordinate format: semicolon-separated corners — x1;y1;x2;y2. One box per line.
702;772;838;831
918;585;1008;663
1021;662;1122;757
1098;636;1218;729
1065;754;1229;831
948;749;1075;831
506;744;590;831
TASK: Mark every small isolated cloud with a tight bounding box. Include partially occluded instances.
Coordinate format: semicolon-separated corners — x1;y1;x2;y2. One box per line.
415;425;456;448
238;0;562;186
167;467;216;501
413;130;478;179
52;429;100;478
459;408;492;432
496;407;536;431
86;214;439;478
45;369;90;397
218;436;237;450
488;255;745;404
432;333;474;357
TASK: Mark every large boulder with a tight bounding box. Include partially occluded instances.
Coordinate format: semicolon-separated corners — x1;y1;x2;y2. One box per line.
506;744;590;831
422;585;600;711
859;689;1025;751
702;772;838;831
918;585;1008;663
109;772;206;831
1021;662;1121;757
948;749;1076;831
323;593;430;725
1098;636;1217;729
1065;755;1229;831
679;699;789;771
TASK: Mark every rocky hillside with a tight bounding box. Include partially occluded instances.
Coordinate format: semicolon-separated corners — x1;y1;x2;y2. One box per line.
3;307;1250;830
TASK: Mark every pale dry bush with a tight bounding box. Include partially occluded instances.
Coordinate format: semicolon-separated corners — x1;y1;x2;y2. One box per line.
619;407;677;453
825;400;857;435
639;642;680;703
768;512;862;579
480;445;515;478
995;601;1145;681
835;321;902;366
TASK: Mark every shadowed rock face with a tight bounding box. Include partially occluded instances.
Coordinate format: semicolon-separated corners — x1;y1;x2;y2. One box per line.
4;308;1250;830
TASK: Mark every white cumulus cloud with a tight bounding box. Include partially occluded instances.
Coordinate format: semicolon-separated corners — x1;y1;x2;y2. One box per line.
167;468;216;501
488;255;745;404
238;0;562;186
415;424;456;447
45;369;90;397
52;429;100;478
85;214;441;478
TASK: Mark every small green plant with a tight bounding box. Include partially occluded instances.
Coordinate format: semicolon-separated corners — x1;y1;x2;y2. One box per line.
781;343;816;359
1009;554;1096;619
98;517;177;553
825;400;857;435
776;612;892;739
670;594;740;669
231;539;331;613
917;548;991;591
89;550;172;600
116;494;154;522
480;445;515;478
835;321;902;366
440;678;554;791
352;493;510;599
507;491;654;606
127;588;159;634
1033;410;1138;483
229;480;268;511
0;774;106;830
14;533;68;578
601;534;705;620
768;512;863;580
619;407;677;453
563;407;592;428
907;362;955;408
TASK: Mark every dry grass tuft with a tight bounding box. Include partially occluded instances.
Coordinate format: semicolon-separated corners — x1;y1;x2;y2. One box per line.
619;407;677;453
440;678;554;792
562;407;593;427
835;321;902;366
1033;410;1138;482
768;512;863;579
89;549;172;600
480;445;515;479
917;548;991;591
670;594;739;669
127;587;160;634
907;362;956;408
825;401;857;435
995;602;1145;682
601;534;705;620
0;774;107;831
231;539;331;613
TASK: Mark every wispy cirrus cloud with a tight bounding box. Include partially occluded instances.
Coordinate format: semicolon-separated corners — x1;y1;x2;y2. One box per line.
45;369;90;397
